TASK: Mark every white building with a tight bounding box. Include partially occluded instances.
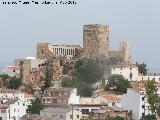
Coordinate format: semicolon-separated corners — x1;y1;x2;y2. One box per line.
40;107;82;120
0;66;20;77
138;73;160;82
121;88;149;120
0;98;26;120
110;64;139;81
0;88;35;119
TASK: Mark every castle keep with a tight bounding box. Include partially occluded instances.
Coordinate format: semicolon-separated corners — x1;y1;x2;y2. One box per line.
83;24;109;60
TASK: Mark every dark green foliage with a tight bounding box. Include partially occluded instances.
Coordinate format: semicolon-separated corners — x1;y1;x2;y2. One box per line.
140;114;156;120
61;77;93;97
75;59;102;83
30;98;43;114
8;77;22;89
109;116;124;120
107;74;131;93
44;67;52;89
138;62;148;76
145;80;158;117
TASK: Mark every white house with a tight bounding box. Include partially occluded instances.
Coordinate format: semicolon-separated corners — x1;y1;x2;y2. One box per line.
110;64;139;81
0;66;20;77
121;88;149;120
0;98;27;120
40;107;82;120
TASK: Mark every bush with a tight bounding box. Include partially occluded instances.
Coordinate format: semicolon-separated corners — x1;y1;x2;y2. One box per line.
61;77;93;97
75;59;102;83
107;74;131;93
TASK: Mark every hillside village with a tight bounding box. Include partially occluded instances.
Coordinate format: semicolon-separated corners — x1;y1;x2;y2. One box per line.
0;24;160;120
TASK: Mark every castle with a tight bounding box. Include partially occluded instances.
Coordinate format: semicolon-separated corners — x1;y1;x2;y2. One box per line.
15;24;132;85
37;24;131;64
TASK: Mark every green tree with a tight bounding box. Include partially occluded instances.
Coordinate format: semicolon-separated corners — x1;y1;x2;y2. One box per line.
44;67;52;89
145;80;158;117
75;59;102;83
8;77;22;89
30;98;43;114
138;62;148;76
140;114;156;120
61;77;93;97
109;116;124;120
107;74;131;93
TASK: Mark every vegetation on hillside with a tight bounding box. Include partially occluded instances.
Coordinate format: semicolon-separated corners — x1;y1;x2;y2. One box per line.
144;79;160;119
28;98;43;114
138;62;148;76
75;58;102;83
61;77;93;97
106;74;131;93
109;116;124;120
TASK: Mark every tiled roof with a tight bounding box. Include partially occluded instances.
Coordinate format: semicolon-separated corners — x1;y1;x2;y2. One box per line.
101;95;121;102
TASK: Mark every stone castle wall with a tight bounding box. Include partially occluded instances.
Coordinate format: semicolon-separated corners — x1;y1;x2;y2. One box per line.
83;24;109;60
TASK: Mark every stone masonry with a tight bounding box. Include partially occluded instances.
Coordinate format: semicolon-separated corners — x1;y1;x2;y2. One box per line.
83;24;109;60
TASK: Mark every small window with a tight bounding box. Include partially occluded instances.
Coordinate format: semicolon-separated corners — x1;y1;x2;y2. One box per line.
13;70;15;72
142;97;145;101
77;115;79;118
121;68;122;70
60;115;63;119
70;115;73;119
53;99;57;103
142;105;145;109
130;68;132;70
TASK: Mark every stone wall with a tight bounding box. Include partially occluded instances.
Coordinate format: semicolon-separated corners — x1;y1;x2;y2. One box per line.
83;24;109;60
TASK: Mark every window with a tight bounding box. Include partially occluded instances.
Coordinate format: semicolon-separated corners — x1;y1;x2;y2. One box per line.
54;92;59;96
142;105;145;109
82;109;89;114
70;115;73;119
121;68;122;70
60;115;63;119
53;99;57;103
51;92;53;96
142;97;145;101
130;68;132;70
13;70;15;72
0;117;2;120
77;115;79;118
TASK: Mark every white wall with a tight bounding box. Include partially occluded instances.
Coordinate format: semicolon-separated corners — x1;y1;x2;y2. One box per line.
121;90;148;120
138;76;160;82
111;67;139;81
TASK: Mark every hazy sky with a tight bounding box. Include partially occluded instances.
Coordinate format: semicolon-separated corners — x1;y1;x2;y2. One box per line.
0;0;160;72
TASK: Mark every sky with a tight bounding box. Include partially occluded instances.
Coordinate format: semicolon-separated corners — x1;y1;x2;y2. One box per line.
0;0;160;72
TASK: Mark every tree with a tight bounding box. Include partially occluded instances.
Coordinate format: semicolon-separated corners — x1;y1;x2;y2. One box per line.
140;114;156;120
145;80;159;117
30;98;43;114
8;77;22;89
107;74;131;93
138;62;148;76
75;59;102;83
109;116;124;120
61;77;93;97
43;67;52;89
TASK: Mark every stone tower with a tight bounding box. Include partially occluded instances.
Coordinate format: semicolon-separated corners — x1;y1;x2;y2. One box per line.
119;42;131;63
83;24;109;60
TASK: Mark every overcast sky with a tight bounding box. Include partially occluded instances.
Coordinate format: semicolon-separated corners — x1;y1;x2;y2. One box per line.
0;0;160;72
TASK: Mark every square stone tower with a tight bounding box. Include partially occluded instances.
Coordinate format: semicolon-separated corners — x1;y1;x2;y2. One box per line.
83;24;109;60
